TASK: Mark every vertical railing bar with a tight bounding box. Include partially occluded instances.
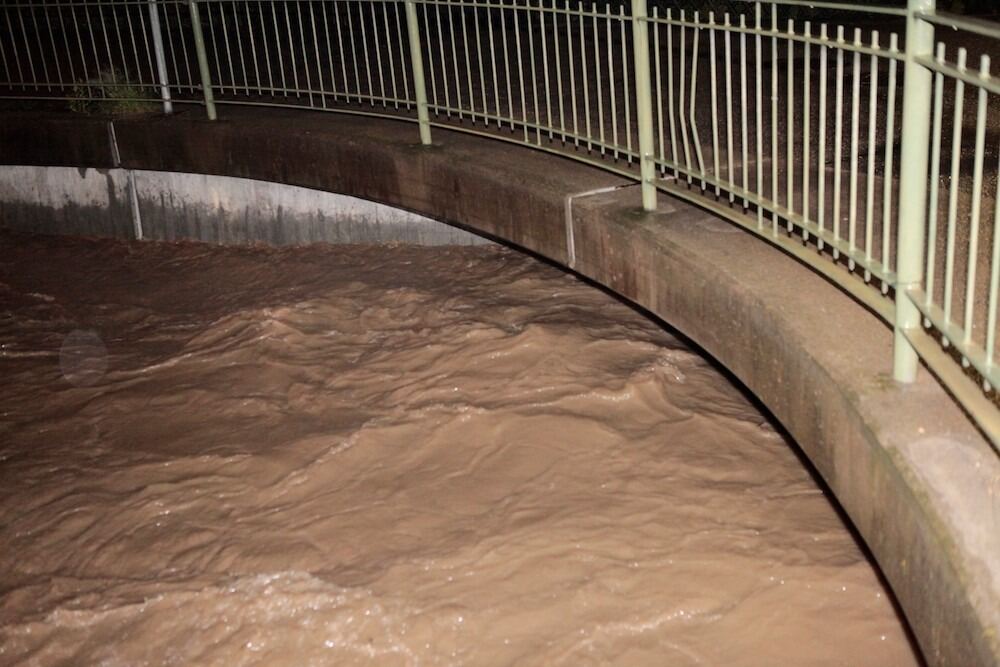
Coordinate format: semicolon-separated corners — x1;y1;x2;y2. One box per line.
985;148;1000;367
754;4;763;225
85;4;103;88
394;3;410;106
43;2;63;89
359;1;373;106
864;31;880;276
608;11;618;158
122;4;140;90
833;26;844;256
670;9;681;180
818;23;828;248
97;3;114;84
593;5;604;155
566;3;578;148
515;5;527;141
527;4;539;140
71;4;90;87
803;21;812;238
297;2;312;104
5;8;25;90
690;12;705;188
771;4;778;233
0;7;12;87
423;3;438;112
334;2;349;102
57;3;79;86
943;48;967;325
346;2;364;104
786;19;795;226
580;7;591;147
848;29;862;265
436;3;451;116
460;2;474;121
218;2;236;93
724;12;733;200
172;2;193;91
32;5;51;91
368;2;383;108
621;7;632;162
207;2;225;94
771;5;776;236
502;4;515;131
247;1;262;95
488;1;501;126
882;33;898;285
961;55;990;346
309;1;324;107
539;1;552;137
553;0;565;140
654;10;665;172
679;11;691;181
158;1;183;90
709;12;720;195
472;3;487;123
323;2;337;101
739;14;748;207
275;1;289;97
262;0;274;95
23;5;41;89
110;3;127;89
135;3;153;91
379;3;396;109
925;42;946;306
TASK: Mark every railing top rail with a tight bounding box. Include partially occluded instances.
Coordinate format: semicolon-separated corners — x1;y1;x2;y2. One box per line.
745;0;906;16
0;0;907;16
0;0;188;7
917;9;1000;40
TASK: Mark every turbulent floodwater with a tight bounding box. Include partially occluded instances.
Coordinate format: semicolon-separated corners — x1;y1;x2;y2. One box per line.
0;231;921;666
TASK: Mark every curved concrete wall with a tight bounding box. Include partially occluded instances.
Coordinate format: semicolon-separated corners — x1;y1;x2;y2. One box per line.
1;109;997;667
0;165;489;246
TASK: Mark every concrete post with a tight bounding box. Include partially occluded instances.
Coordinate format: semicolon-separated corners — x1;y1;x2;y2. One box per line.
630;0;657;211
893;0;935;382
187;0;217;120
147;0;173;114
404;0;432;145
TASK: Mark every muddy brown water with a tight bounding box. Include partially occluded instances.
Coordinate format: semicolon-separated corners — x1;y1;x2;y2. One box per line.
0;231;922;666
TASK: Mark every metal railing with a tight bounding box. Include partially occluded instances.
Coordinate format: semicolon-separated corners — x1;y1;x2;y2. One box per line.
1;0;998;446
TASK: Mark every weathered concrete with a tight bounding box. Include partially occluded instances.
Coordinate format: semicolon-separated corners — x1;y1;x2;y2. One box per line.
0;165;489;246
1;108;997;667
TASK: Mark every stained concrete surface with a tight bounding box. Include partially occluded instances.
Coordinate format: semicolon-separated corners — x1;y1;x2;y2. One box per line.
0;165;490;246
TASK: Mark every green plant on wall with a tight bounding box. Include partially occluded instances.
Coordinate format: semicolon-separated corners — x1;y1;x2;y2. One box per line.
69;69;156;115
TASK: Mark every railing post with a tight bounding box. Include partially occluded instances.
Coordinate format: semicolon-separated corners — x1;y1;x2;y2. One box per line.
187;0;217;120
631;0;657;211
893;0;935;382
404;0;432;145
147;0;173;114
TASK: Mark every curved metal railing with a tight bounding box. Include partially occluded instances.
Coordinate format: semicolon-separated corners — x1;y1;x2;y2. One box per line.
1;0;998;446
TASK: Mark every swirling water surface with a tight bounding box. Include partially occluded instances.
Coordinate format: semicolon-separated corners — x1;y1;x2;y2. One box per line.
0;231;920;666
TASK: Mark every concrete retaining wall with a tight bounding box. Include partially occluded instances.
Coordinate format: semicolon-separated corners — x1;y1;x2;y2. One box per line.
0;165;489;246
1;110;997;666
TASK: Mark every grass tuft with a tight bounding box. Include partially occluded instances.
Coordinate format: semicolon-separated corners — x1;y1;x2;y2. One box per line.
69;69;157;115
